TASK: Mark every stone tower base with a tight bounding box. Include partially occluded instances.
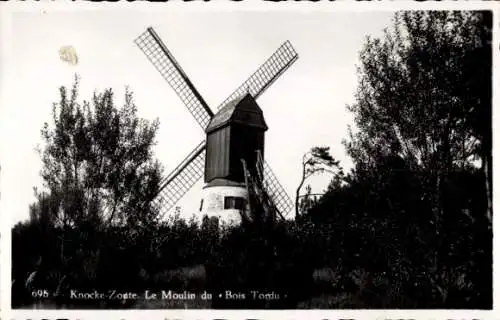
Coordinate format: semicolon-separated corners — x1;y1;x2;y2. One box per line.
199;179;249;225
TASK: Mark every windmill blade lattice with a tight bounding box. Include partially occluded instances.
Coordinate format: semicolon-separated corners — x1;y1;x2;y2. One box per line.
134;26;298;222
217;40;298;110
153;141;206;220
135;27;213;130
262;160;294;218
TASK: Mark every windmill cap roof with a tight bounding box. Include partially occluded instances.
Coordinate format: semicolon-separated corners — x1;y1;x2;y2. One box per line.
205;93;268;133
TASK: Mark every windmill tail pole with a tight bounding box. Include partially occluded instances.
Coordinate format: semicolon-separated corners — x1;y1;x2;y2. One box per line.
242;158;270;224
241;159;253;223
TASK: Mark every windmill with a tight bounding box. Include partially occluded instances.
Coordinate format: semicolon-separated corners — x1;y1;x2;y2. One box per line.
134;27;298;224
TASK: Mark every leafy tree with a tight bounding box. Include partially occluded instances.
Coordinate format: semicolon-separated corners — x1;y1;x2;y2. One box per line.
344;10;492;224
33;75;163;230
307;10;493;308
13;76;165;307
295;146;341;218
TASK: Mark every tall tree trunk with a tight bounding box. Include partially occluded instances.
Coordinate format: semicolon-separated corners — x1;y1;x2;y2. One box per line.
483;153;492;227
295;163;306;220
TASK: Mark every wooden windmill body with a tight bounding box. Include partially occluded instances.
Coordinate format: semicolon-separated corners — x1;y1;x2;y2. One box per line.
134;27;298;224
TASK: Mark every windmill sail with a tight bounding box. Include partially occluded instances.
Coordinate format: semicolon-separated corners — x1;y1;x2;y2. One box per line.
135;27;213;130
260;158;294;219
135;27;298;221
153;141;206;220
217;40;298;110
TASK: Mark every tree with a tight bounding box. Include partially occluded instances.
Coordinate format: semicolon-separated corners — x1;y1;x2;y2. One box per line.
333;10;492;307
15;76;165;306
295;146;341;219
344;10;492;224
33;75;163;230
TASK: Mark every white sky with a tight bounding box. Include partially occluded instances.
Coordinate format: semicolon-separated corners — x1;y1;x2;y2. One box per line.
0;6;396;225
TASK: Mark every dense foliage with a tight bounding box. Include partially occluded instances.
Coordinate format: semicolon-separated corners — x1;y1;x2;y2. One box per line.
306;10;492;308
32;76;163;229
12;10;492;309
